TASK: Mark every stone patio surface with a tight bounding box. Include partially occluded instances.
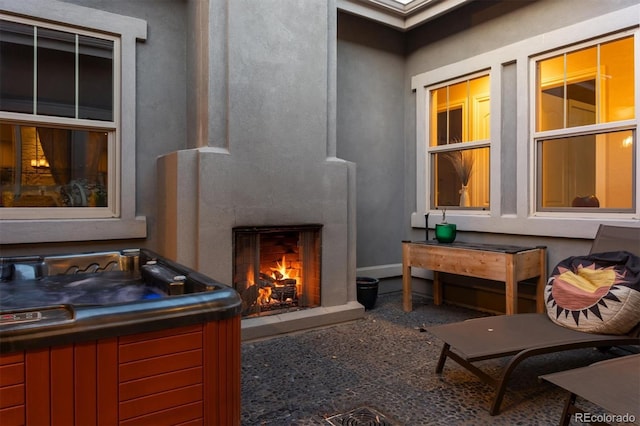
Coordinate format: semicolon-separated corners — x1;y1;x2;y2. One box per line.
241;291;630;425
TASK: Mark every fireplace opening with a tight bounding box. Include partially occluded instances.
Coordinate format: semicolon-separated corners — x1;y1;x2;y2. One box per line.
233;225;321;317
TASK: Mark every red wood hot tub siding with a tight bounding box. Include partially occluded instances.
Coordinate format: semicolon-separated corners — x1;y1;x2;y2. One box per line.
0;317;241;426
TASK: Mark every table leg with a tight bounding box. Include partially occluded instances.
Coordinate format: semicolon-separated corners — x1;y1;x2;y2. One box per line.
536;246;547;313
402;266;412;312
433;271;442;306
505;254;517;315
402;243;412;312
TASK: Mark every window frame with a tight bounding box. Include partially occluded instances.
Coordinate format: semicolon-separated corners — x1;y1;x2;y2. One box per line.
411;4;639;239
530;32;637;215
1;15;120;219
426;71;492;211
413;63;498;229
0;0;147;243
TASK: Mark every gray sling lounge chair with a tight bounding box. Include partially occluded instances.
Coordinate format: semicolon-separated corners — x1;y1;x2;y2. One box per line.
427;225;640;416
541;353;640;426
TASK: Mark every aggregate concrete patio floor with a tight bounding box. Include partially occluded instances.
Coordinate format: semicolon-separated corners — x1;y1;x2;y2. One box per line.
241;291;627;425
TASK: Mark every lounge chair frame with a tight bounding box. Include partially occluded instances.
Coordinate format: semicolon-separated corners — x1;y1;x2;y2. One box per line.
428;225;640;415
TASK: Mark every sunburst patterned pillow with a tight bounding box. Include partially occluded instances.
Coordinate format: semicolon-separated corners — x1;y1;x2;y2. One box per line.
545;251;640;335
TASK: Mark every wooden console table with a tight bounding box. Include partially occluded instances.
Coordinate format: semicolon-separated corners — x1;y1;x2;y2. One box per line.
402;240;547;314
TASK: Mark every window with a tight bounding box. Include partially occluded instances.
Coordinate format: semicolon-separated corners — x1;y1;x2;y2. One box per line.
534;35;635;212
0;18;115;216
428;74;490;209
0;2;146;243
412;5;638;237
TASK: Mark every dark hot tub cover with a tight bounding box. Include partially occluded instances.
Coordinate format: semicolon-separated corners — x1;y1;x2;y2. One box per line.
544;250;640;335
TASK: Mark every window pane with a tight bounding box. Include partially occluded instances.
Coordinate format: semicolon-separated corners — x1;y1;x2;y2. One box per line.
78;35;113;121
538;55;565;131
431;86;447;146
0;123;108;208
600;36;634;122
448;81;467;143
448;81;467;111
0;20;34;114
468;75;490;141
538;130;633;209
433;147;489;208
434;106;462;146
431;76;491;145
37;28;75;118
0;123;16;191
565;46;596;127
538;36;634;132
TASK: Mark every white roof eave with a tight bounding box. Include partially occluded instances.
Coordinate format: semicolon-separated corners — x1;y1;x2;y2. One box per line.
337;0;475;31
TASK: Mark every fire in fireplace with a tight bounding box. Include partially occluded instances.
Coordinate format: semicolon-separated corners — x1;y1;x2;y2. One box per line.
233;225;321;317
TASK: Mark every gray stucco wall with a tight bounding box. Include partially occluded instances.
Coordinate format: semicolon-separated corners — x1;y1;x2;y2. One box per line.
3;0;636;281
2;0;187;256
160;0;357;305
402;0;639;270
335;0;638;281
337;12;405;269
63;0;188;229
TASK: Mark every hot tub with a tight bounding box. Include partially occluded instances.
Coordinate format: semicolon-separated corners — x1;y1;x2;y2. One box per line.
0;249;242;426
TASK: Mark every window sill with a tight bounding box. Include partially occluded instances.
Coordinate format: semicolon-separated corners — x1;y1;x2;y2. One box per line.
0;217;147;244
411;211;639;239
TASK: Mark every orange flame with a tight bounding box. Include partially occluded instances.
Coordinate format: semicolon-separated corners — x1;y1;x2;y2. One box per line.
246;263;255;285
271;255;291;280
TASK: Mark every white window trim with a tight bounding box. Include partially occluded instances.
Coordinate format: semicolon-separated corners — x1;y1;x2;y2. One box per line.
530;31;638;217
0;0;147;243
424;71;492;211
411;4;640;239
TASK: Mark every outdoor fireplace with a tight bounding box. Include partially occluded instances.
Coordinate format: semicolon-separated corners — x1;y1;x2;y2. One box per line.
233;225;321;317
